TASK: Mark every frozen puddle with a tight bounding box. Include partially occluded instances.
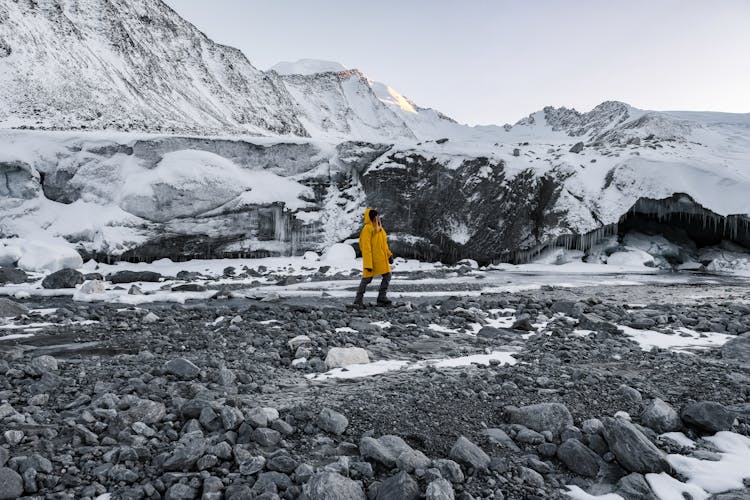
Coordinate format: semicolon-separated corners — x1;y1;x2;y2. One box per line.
308;350;517;381
566;431;750;500
617;325;733;352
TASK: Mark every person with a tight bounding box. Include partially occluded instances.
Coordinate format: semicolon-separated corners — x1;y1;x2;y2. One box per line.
353;207;393;307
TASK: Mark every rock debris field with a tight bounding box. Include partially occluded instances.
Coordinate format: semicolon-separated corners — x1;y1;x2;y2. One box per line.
0;263;749;500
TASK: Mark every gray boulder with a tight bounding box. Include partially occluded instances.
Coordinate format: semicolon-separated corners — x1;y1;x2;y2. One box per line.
41;268;84;289
318;408;348;435
681;401;736;432
721;333;750;363
30;355;58;374
360;435;413;467
0;267;26;284
557;439;600;478
426;478;455;500
252;428;281;447
449;436;490;471
509;402;573;437
162;431;208;471
108;270;162;283
376;471;419;500
601;417;670;473
165;358;201;379
615;472;658;500
641;399;681;433
303;472;365;500
570;142;584;153
396;448;431;473
0;298;28;317
165;483;198;500
0;467;23;500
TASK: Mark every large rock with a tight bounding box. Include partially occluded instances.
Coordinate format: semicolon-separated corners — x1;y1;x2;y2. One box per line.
509;403;573;437
360;435;413;467
122;398;166;425
376;471;419;500
615;473;658;500
41;268;84;289
79;279;106;294
721;333;750;363
108;270;162;284
601;416;670;473
426;478;455;500
641;399;681;434
681;401;736;432
303;472;365;500
0;467;23;500
449;436;490;471
318;408;348;435
0;298;28;317
557;439;600;478
0;267;27;284
162;431;208;471
325;347;370;369
165;358;201;379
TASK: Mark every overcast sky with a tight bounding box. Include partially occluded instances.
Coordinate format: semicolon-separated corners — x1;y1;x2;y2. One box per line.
164;0;750;125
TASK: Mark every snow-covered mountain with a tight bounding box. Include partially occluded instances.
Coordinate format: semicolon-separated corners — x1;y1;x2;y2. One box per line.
0;0;306;136
1;0;750;268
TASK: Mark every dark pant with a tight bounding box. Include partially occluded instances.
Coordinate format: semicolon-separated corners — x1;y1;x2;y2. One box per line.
354;272;391;304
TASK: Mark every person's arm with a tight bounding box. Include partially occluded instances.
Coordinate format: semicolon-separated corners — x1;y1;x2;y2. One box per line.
384;230;394;263
360;228;373;271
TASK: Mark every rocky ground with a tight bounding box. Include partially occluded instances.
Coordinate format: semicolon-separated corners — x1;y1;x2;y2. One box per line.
1;270;750;500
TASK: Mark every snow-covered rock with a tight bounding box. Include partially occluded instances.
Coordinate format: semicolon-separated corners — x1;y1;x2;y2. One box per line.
325;347;370;369
321;244;357;267
1;238;83;273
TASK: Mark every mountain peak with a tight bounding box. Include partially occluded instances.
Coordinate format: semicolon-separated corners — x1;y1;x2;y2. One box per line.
269;59;348;76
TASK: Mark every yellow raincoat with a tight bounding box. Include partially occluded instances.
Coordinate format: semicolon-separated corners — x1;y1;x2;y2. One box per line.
360;208;392;278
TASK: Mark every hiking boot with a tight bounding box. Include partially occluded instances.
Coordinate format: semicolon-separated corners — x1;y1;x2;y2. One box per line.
376;298;393;307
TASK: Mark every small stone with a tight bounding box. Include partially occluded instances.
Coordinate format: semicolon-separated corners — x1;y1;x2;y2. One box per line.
165;483;198;500
557;439;600;478
360;435;413;467
31;355;58;373
303;472;365;500
519;466;544;487
641;399;681;434
618;384;643;405
318;408;348;435
4;430;24;446
165;358;201;379
0;298;29;317
376;471;419;500
426;478;455;500
143;312;160;324
449;436;490;471
615;472;657;500
252;428;281;447
79;279;106;294
0;467;23;500
396;449;431;473
509;403;573;437
325;347;370;369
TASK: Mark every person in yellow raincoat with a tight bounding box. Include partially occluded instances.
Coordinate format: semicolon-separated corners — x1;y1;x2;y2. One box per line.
353;207;393;307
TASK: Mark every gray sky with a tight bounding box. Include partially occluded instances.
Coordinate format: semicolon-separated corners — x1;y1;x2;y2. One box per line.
164;0;750;125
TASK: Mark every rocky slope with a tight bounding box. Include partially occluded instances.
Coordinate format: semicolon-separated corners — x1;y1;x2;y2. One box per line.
0;273;748;499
